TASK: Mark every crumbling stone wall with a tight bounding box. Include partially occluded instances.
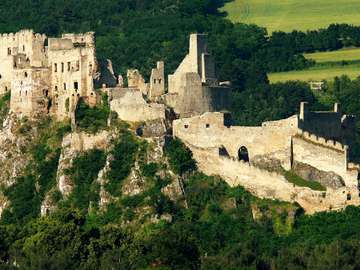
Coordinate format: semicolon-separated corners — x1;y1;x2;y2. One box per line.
149;61;165;101
10;68;50;117
110;87;165;122
165;33;231;117
173;112;298;170
0;29;47;95
47;32;97;120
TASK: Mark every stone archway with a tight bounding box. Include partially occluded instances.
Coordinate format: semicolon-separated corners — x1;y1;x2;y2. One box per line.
238;146;249;162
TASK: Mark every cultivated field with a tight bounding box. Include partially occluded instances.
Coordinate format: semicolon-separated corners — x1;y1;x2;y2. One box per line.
304;48;360;63
269;48;360;82
222;0;360;33
268;63;360;83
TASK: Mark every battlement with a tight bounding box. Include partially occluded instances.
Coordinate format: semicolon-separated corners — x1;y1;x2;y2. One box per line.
0;29;46;42
296;129;348;152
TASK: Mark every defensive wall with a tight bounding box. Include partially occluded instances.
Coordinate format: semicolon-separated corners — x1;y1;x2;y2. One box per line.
173;107;360;213
109;87;166;122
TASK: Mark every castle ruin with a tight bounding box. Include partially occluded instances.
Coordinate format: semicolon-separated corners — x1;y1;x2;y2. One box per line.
1;29;360;213
173;103;360;213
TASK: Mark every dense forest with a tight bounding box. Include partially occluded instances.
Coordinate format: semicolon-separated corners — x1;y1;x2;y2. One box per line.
2;0;360;269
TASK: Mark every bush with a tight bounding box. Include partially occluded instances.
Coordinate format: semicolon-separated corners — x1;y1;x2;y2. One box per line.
0;92;10;126
65;149;106;212
75;94;109;134
164;138;196;175
105;131;139;197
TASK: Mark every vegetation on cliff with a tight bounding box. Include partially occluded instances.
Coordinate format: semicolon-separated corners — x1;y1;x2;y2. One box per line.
3;1;360;269
0;93;10;127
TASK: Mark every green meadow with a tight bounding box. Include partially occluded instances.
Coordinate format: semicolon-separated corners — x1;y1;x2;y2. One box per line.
304;48;360;63
222;0;360;33
269;48;360;83
268;63;360;83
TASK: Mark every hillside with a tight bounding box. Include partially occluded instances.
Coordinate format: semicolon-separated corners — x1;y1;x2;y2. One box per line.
1;99;360;269
222;0;360;33
3;1;360;269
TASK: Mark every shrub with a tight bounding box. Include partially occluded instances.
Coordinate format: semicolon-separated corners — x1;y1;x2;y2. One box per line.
65;149;106;212
75;94;109;134
105;131;139;197
164;138;196;175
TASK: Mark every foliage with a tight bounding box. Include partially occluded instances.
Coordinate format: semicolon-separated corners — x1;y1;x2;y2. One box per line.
64;149;106;212
0;93;10;127
164;138;196;176
231;81;317;125
1;119;70;225
75;94;109;134
284;171;326;191
105;131;139;197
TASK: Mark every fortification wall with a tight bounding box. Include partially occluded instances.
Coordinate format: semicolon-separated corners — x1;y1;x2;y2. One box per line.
292;133;358;187
298;102;356;146
188;144;360;213
173;112;298;169
127;69;148;95
110;88;165;122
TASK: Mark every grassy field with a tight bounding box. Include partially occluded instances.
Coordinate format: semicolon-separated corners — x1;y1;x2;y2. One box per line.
269;48;360;82
268;63;360;83
222;0;360;33
304;48;360;63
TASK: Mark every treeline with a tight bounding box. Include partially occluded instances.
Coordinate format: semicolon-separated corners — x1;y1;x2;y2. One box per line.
3;0;360;89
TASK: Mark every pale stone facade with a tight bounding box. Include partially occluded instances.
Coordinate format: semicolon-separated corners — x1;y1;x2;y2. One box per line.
173;104;360;213
0;29;98;119
165;33;231;117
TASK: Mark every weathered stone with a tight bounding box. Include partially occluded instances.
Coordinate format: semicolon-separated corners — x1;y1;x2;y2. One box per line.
293;161;345;189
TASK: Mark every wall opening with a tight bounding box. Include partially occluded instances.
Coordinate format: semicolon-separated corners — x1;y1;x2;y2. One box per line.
74;82;78;90
238;146;249;162
219;146;230;158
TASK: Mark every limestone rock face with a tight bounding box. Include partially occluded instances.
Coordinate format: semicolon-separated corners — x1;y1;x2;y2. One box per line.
56;130;111;197
293;161;345;189
0;114;33;187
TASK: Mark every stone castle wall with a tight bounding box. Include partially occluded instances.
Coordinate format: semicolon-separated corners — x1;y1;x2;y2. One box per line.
10;68;50;117
299;102;356;146
173;110;360;213
166;33;230;117
110;88;165;122
0;29;97;119
188;143;360;213
173;112;298;169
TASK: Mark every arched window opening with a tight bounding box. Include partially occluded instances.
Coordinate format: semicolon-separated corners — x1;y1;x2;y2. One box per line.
238;146;249;162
